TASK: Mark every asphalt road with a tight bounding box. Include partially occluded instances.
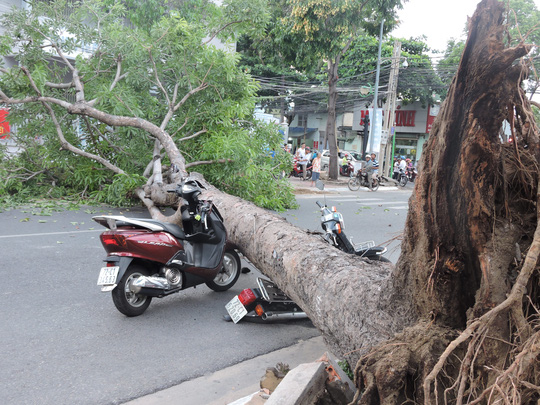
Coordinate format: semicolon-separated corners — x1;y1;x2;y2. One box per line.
0;182;412;404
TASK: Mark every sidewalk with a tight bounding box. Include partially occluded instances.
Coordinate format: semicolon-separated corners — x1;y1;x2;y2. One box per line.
288;174;399;194
123;336;328;405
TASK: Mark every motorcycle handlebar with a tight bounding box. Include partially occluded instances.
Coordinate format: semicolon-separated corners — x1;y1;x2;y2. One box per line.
316;201;323;208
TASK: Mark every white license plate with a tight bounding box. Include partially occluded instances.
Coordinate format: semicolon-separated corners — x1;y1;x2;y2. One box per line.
225;295;248;324
97;266;119;286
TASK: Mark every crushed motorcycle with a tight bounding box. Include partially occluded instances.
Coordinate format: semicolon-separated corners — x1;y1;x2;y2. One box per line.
224;190;389;324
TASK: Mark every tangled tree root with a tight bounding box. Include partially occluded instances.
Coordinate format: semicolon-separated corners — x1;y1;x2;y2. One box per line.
354;189;540;405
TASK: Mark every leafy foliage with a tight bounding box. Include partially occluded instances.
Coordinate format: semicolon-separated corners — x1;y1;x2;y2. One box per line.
340;35;444;107
0;0;296;211
437;0;540;101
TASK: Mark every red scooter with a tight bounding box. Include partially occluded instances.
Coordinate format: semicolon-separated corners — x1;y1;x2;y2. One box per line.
289;158;313;179
93;178;241;317
339;161;354;177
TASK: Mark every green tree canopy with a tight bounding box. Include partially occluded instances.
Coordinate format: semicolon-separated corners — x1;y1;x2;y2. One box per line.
437;0;540;101
339;35;445;107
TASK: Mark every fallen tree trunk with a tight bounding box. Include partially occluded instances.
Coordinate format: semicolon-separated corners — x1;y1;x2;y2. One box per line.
203;184;416;365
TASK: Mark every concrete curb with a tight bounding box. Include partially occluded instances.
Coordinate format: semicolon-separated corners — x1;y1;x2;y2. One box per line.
123;336;327;405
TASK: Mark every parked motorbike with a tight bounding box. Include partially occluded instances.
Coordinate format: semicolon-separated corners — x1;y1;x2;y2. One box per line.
94;178;241;317
290;158;313;179
315;201;389;261
406;166;417;183
347;170;379;191
340;161;354;177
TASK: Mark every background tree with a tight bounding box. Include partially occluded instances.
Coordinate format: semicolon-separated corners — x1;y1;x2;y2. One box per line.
280;0;403;180
438;0;540;102
339;35;445;106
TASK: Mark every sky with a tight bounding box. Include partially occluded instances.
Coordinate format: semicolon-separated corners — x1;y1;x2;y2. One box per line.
392;0;540;56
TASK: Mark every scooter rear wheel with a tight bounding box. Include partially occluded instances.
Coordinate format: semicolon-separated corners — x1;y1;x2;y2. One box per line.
206;251;241;292
371;178;380;191
112;264;152;317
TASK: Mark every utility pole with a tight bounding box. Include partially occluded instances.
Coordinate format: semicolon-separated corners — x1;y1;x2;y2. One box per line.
381;41;402;177
367;19;384;155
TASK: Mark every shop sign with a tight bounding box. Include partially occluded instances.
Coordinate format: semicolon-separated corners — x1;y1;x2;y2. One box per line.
0;109;10;139
355;109;416;130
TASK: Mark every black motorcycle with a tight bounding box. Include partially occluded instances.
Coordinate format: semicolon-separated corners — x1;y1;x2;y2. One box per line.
347;170;379;191
316;201;389;261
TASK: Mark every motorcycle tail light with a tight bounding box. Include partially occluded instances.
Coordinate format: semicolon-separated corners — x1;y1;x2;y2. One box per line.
331;206;337;212
238;289;257;306
255;304;264;317
101;233;127;248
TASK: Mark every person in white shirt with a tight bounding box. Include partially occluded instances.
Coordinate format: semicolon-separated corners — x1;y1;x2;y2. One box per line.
296;143;309;180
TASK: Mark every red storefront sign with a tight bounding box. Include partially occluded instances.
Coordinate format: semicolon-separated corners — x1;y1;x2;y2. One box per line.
395;110;416;127
0;109;10;139
357;110;416;128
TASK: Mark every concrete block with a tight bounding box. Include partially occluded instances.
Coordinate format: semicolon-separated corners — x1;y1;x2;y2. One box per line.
266;362;327;405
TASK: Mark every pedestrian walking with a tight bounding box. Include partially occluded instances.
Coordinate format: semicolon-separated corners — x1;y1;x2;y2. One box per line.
310;151;321;187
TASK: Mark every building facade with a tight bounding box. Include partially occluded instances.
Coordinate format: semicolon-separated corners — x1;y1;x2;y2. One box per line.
288;100;439;165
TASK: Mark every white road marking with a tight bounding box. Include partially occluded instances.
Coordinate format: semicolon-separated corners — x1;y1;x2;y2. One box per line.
0;229;102;239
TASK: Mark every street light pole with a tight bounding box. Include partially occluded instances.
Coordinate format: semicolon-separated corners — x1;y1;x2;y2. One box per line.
368;19;385;155
381;41;402;177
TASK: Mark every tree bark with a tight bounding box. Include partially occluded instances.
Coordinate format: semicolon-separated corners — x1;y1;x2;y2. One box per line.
353;0;540;403
201;181;416;365
326;59;340;180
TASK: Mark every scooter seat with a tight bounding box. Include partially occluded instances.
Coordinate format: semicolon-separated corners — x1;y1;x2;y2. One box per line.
137;219;185;239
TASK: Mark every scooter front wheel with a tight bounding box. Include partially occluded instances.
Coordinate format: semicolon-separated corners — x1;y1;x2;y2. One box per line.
206;251;241;292
348;177;361;191
399;175;408;187
111;264;152;317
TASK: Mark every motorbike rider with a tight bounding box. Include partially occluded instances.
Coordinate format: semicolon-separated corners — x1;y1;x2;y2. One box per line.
405;158;417;182
341;154;350;175
362;154;375;191
370;153;379;179
393;157;400;180
399;156;407;172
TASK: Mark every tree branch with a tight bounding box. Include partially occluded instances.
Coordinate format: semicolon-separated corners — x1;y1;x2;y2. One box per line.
203;20;244;45
40;100;126;175
177;129;207;142
148;50;171;106
172;82;209;113
185;158;233;168
45;81;74;89
109;56;127;92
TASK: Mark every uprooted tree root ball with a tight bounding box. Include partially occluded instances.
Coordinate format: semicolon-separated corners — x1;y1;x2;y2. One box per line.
353;0;540;403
